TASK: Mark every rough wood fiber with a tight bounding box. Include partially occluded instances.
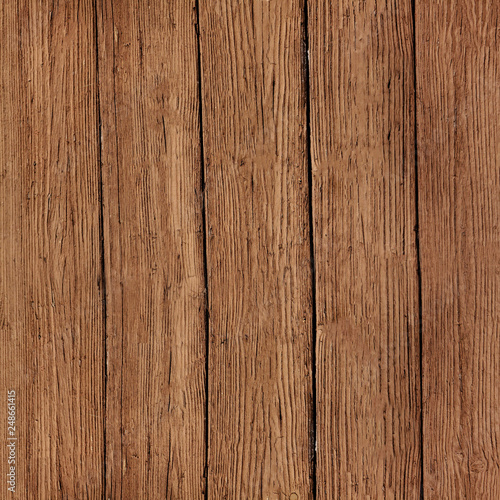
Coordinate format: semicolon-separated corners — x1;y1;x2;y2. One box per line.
1;0;104;498
198;0;314;497
97;0;207;497
0;2;26;498
416;0;500;497
308;0;421;497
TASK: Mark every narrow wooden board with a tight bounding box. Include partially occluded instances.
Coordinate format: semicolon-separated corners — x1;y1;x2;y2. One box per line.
198;0;314;497
308;0;422;497
0;2;26;497
416;1;500;497
97;0;207;497
1;0;104;498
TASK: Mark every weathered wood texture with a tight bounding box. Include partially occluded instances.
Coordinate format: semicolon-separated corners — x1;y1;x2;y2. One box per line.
1;0;104;498
198;0;314;497
416;0;500;497
308;0;421;497
0;2;26;498
97;0;207;498
2;0;500;497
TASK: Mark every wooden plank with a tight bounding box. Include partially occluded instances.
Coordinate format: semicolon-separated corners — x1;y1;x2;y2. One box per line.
416;1;500;497
1;0;104;498
308;0;421;497
198;0;314;497
97;0;207;497
0;3;26;498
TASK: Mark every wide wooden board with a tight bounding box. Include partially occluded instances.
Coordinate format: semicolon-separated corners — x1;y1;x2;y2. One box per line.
308;0;422;497
97;0;207;497
198;0;314;497
416;0;500;497
1;0;104;497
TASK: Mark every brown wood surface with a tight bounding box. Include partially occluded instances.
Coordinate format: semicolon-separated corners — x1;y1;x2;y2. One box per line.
198;0;314;497
1;0;104;498
0;0;499;498
308;0;421;498
416;0;500;497
97;0;206;498
1;2;26;497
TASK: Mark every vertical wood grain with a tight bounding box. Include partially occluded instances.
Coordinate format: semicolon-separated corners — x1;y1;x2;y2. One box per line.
97;0;207;497
198;0;314;497
416;0;500;497
0;2;26;497
308;0;422;497
1;0;104;498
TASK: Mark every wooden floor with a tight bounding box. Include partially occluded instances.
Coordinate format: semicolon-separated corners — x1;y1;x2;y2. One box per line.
0;0;498;498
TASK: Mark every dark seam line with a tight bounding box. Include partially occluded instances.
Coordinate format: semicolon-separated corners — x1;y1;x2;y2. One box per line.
194;1;210;499
93;1;107;497
105;1;124;496
303;0;317;497
411;1;424;498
